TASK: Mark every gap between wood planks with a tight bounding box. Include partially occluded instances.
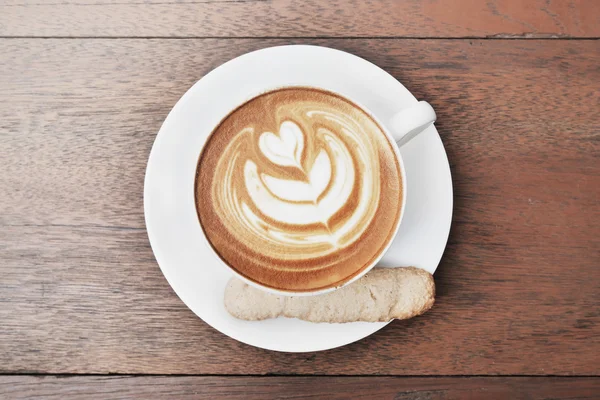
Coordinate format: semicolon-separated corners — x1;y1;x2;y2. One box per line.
2;373;599;377
0;36;599;39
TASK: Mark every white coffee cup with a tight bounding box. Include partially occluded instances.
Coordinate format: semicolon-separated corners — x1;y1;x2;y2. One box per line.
202;85;436;297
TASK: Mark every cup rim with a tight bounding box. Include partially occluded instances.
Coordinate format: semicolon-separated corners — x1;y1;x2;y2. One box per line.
194;84;407;297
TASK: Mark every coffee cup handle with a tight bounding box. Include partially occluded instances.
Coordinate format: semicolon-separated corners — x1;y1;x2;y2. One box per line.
389;101;436;147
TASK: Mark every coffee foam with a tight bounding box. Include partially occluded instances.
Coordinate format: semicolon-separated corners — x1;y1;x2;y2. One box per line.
196;88;403;292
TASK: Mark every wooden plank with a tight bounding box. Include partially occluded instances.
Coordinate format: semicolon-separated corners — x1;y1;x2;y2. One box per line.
1;376;600;399
1;0;599;38
0;39;599;375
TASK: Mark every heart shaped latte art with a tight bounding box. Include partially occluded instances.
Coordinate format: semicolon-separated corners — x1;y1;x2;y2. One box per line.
208;105;383;260
245;121;355;230
258;121;305;169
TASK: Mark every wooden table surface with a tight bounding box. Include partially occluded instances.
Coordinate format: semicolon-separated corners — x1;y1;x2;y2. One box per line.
1;1;599;398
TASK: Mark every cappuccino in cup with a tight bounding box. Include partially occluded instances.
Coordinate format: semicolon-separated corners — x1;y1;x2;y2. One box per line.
195;87;403;293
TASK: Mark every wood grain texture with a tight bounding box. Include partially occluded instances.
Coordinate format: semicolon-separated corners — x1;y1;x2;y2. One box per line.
1;0;599;38
1;376;600;399
1;38;598;375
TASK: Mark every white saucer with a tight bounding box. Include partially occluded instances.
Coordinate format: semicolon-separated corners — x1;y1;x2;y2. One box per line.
144;45;453;352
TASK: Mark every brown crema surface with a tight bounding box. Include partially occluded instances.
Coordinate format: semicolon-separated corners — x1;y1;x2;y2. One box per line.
195;88;403;292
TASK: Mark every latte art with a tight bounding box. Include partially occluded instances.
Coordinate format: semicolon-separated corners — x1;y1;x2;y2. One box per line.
217;114;379;258
196;88;403;292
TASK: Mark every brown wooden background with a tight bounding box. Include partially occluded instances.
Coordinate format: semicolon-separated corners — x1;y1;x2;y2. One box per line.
1;1;599;398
